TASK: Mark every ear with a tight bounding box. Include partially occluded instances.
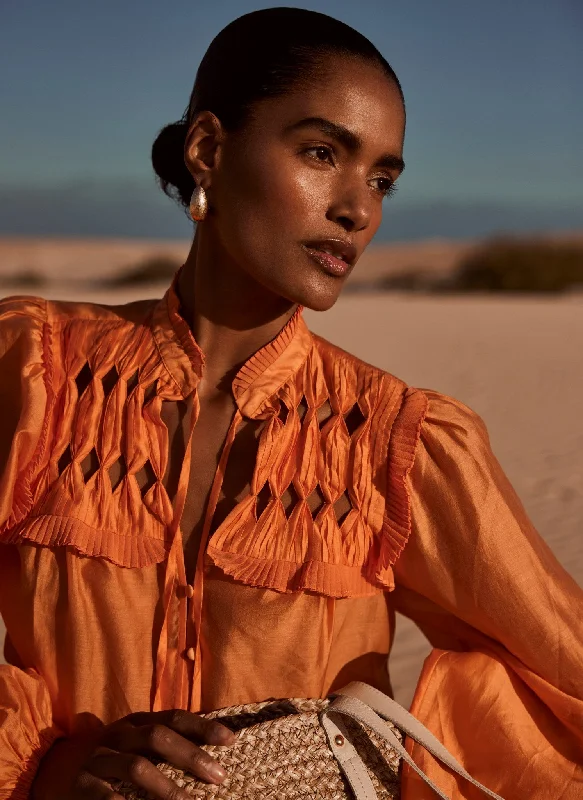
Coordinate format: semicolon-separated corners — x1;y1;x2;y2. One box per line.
184;111;224;190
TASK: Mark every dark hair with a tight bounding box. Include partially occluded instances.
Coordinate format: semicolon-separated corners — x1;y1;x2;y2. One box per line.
151;7;404;210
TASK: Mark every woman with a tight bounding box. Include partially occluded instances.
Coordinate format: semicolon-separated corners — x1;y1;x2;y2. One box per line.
1;8;582;799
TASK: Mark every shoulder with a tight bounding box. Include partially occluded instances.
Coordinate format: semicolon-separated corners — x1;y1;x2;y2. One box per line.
44;294;158;329
310;331;408;395
394;387;499;501
415;387;490;449
305;333;493;474
0;292;160;372
309;331;485;427
0;296;49;393
307;331;489;442
310;329;485;410
0;291;157;331
0;289;159;413
0;293;48;343
311;331;394;375
0;292;161;384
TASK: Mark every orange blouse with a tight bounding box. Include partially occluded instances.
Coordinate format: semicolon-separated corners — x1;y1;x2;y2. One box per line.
0;266;582;799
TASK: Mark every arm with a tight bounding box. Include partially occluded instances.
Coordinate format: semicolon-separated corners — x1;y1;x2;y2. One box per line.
0;298;234;800
0;665;65;799
391;390;583;799
0;296;66;798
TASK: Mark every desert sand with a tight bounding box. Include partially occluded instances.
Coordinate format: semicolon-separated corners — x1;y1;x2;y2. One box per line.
1;249;582;710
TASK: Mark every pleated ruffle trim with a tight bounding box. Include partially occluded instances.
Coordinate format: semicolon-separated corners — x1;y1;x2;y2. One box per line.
2;513;171;568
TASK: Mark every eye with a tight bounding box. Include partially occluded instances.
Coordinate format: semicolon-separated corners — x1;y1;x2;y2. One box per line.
370;176;398;198
304;145;335;164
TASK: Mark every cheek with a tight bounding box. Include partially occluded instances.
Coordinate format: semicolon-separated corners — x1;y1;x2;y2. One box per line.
221;145;329;236
283;163;331;220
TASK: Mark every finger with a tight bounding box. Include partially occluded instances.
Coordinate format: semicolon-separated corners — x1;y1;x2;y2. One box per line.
124;709;235;745
87;751;193;800
71;768;126;800
105;724;227;785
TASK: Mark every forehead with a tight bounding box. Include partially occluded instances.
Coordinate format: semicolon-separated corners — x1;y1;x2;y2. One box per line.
252;55;405;149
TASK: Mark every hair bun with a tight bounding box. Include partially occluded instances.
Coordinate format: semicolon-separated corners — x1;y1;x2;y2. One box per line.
151;121;194;207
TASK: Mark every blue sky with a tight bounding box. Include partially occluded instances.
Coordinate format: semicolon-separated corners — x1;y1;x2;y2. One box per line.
1;0;582;239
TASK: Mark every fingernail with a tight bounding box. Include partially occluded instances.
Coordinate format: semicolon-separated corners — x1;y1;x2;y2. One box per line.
208;722;236;745
207;761;226;782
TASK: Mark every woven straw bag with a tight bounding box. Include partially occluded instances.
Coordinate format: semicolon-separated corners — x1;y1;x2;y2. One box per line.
110;682;504;799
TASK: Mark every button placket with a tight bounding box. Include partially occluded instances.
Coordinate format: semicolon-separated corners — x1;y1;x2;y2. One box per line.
182;584;195;665
186;408;244;711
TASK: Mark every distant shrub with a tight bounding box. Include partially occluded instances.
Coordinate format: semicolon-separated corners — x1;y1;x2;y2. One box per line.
0;268;47;288
450;239;583;293
104;255;181;287
376;268;436;292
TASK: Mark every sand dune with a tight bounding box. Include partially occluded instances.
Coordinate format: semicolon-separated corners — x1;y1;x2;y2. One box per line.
1;257;581;710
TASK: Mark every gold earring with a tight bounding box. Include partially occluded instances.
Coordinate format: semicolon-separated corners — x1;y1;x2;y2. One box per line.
189;184;208;222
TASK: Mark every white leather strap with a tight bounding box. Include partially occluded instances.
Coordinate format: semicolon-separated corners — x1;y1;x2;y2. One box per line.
322;699;450;799
322;682;504;800
321;712;378;800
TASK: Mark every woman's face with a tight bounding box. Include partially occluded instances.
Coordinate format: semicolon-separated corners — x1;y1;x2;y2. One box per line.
198;54;406;312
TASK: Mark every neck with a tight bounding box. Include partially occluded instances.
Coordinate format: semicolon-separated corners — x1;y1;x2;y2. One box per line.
176;229;299;395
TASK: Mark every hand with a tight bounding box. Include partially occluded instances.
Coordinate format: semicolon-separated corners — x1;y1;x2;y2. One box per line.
33;709;236;800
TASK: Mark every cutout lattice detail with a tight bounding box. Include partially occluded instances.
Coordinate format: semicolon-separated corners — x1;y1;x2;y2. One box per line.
109;454;127;492
245;394;368;527
80;448;100;484
256;482;272;519
281;482;300;518
277;401;289;425
333;491;353;525
101;365;119;398
56;366;369;538
135;459;158;498
344;402;365;436
58;366;165;498
316;400;333;429
75;362;93;398
126;370;139;397
296;397;308;423
306;484;326;518
58;444;72;476
143;380;157;405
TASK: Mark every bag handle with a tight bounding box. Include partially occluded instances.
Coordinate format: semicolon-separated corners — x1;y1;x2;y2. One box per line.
321;681;504;800
320;711;379;800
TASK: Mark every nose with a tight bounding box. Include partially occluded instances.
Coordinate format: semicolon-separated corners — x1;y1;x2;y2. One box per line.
326;181;372;233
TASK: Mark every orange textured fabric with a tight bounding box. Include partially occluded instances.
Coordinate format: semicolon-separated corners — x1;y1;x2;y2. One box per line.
0;266;581;799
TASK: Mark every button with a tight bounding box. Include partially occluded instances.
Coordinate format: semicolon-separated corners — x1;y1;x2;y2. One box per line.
185;584;194;598
334;734;345;747
185;647;195;661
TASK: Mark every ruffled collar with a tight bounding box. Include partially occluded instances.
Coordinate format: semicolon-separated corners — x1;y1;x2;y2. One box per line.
150;265;313;417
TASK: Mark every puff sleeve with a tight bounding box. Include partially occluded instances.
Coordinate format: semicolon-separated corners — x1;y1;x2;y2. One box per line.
0;296;64;798
393;390;583;799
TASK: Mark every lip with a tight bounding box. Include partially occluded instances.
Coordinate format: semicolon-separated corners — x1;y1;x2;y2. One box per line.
302;238;357;278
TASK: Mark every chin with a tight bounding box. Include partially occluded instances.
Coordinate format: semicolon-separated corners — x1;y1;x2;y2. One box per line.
287;280;344;313
254;261;347;313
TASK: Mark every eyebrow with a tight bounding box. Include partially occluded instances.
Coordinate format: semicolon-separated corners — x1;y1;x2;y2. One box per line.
284;116;405;173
